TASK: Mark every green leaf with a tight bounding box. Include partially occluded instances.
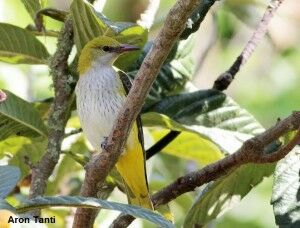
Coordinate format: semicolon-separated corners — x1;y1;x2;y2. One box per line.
149;89;263;135
71;0;113;52
0;23;49;64
0;90;48;141
46;154;82;195
17;196;174;228
20;0;46;21
8;138;47;179
71;0;147;69
183;163;275;227
0;137;46;179
0;165;20;199
143;113;223;164
147;90;262;154
146;89;275;227
272;146;300;227
114;25;148;70
131;36;196;108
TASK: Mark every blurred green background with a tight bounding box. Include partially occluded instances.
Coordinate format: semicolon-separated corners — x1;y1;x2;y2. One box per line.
1;0;300;227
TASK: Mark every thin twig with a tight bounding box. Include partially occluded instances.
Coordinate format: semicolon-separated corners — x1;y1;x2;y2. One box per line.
213;0;284;91
26;24;59;37
64;128;83;138
111;111;300;227
72;0;204;227
35;8;68;32
28;17;74;215
146;131;180;159
137;0;161;30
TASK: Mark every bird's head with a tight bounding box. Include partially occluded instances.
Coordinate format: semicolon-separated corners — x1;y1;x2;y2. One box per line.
78;36;139;75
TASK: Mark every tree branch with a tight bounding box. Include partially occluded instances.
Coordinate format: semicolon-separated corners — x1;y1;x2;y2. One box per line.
29;16;74;215
111;111;300;227
72;0;205;227
213;0;284;91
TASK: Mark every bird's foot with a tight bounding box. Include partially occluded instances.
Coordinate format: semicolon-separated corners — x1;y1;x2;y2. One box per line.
101;137;108;150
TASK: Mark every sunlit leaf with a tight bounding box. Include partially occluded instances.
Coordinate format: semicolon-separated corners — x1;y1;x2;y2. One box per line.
0;136;46;179
143;113;223;164
17;196;174;228
0;166;20;199
46;155;82;195
0;90;48;141
8;138;47;179
0;23;49;64
146;89;275;227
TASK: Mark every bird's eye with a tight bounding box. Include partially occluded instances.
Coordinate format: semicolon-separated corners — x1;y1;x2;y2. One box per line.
102;46;111;52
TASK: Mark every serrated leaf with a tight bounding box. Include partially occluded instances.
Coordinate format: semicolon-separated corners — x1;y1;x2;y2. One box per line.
272;146;300;227
17;196;174;228
0;90;48;141
20;0;46;21
0;23;49;64
70;0;147;70
0;166;20;199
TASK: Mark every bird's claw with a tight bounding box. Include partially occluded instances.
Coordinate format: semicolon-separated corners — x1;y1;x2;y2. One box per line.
101;137;108;150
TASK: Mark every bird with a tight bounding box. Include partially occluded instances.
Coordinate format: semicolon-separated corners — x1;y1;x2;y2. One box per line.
75;36;153;210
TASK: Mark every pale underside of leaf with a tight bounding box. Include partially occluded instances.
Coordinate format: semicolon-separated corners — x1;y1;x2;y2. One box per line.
16;196;174;228
0;165;21;199
272;146;300;227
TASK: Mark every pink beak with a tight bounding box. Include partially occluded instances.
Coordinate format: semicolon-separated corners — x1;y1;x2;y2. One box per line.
118;44;140;53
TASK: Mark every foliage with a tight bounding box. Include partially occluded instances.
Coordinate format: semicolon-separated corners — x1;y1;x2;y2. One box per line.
0;0;299;227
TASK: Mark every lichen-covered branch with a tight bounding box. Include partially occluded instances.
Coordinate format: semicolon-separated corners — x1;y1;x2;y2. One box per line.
213;0;284;91
72;0;204;227
111;111;300;227
29;17;74;214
